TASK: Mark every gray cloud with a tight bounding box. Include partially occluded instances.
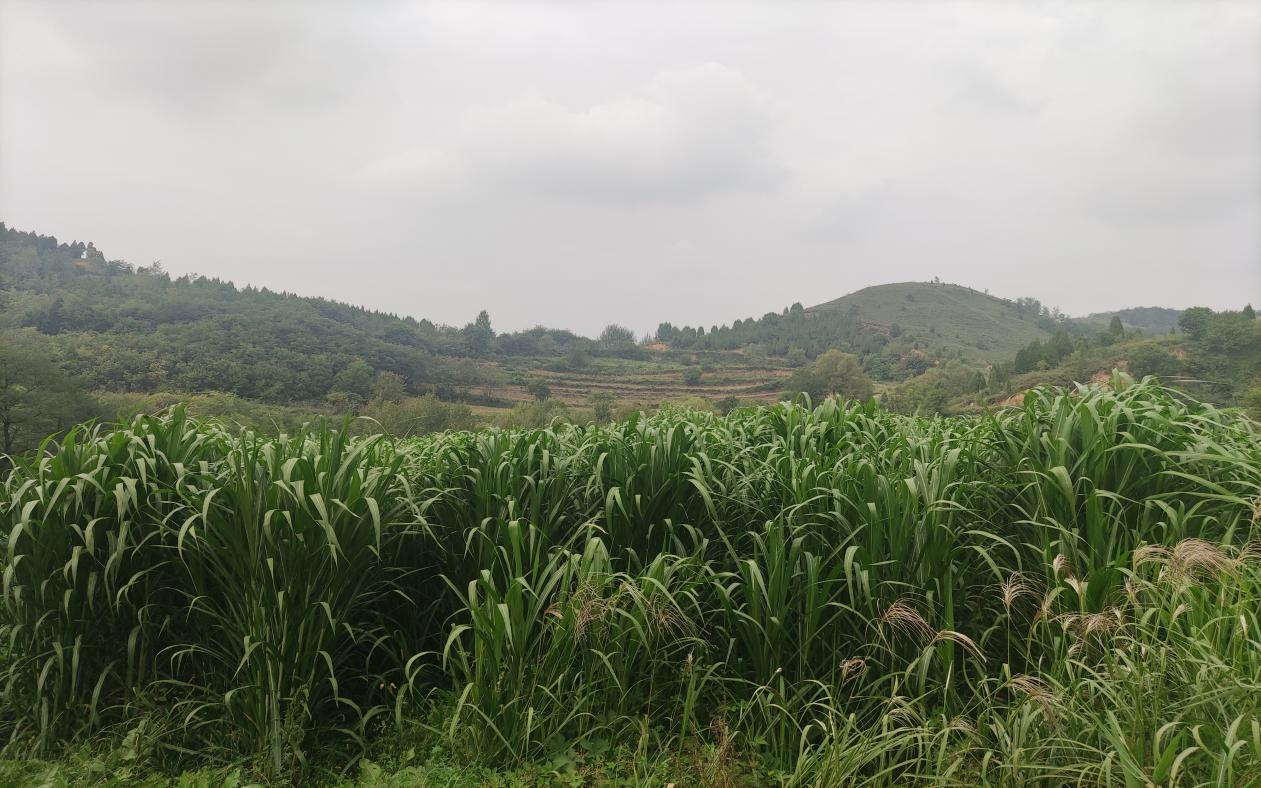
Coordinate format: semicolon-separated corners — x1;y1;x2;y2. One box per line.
1;1;1257;337
367;63;786;202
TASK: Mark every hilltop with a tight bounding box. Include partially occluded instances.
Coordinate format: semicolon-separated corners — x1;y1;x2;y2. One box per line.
808;281;1054;365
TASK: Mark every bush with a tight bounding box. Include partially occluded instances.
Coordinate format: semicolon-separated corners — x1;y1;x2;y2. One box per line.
1127;343;1183;379
358;393;475;436
589;392;614;422
524;377;551;401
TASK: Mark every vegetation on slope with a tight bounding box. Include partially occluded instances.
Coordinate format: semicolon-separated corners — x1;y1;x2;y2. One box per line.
874;304;1260;418
0;225;651;404
1075;306;1184;336
1;379;1258;785
808;281;1055;364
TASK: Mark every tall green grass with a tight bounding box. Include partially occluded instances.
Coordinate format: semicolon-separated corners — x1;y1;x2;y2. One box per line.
1;377;1258;784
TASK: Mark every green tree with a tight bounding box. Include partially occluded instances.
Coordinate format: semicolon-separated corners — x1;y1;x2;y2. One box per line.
682;367;703;386
463;310;494;357
881;361;977;415
599;324;636;347
331;358;374;401
1179;307;1214;341
988;363;1011;391
1243;304;1255;321
787;350;873;402
0;330;95;455
370;371;406;404
1047;331;1074;364
1108;315;1125;339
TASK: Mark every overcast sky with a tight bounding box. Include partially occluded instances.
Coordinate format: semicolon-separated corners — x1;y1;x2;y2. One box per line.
2;2;1258;337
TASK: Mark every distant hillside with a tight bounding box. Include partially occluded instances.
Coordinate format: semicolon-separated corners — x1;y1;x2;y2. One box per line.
5;223;1201;416
0;224;598;404
0;225;453;402
807;282;1054;365
1075;306;1183;335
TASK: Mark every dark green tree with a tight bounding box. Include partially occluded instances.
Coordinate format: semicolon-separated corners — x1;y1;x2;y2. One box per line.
599;324;636;346
463;310;494;357
0;330;96;455
331;358;374;401
1179;307;1214;341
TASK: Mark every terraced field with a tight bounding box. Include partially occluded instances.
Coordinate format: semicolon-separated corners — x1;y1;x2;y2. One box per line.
486;355;794;408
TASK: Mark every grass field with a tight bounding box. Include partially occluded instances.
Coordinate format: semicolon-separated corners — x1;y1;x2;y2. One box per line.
1;378;1258;785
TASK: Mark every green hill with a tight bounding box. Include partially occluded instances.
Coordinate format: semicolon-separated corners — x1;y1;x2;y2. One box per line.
1074;306;1183;335
807;281;1054;365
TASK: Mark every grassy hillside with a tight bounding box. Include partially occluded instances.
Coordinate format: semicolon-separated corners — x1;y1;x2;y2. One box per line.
809;282;1053;364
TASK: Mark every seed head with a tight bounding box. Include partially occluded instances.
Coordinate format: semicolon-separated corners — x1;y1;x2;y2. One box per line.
879;597;934;644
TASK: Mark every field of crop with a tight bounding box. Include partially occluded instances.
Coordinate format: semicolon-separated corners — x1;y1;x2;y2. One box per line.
2;378;1259;786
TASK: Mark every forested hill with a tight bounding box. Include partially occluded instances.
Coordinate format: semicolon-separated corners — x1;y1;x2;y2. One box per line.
0;224;599;402
1;229;433;400
1;223;1206;416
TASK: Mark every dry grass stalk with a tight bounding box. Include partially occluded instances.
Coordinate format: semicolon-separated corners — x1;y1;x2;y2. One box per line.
883;696;921;727
1005;674;1060;721
934;630;985;661
1165;538;1237;583
839;657;866;684
1000;572;1036;614
1052;554;1074;578
879;597;935;644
